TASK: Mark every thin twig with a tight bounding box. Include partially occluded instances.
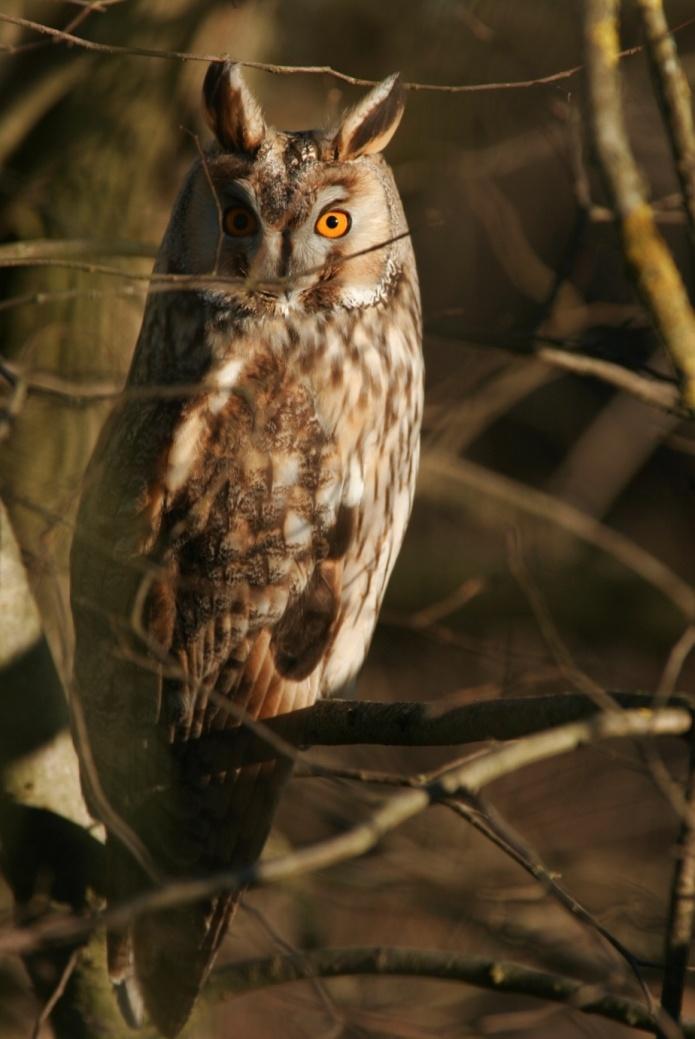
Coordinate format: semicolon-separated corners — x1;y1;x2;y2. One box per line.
662;735;695;1023
445;796;653;997
660;628;695;699
0;285;147;315
5;0;125;57
506;530;615;710
30;948;79;1039
406;577;485;628
241;902;345;1032
1;12;694;92
66;682;163;884
0;238;156;263
419;452;695;621
207;944;690;1036
183;129;225;275
0;229;410;287
536;346;681;413
584;0;695;408
35;0;119;8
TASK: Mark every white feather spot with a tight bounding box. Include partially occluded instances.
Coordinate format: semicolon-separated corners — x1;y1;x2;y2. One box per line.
343;457;365;508
249;585;286;624
283;509;313;549
166;408;205;493
321;621;369;692
209;357;244;414
272;453;301;489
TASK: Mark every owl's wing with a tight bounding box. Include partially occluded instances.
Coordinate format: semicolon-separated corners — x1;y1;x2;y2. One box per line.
71;351;350;1036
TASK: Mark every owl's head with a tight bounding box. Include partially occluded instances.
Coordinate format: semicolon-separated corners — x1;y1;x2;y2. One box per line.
162;61;410;317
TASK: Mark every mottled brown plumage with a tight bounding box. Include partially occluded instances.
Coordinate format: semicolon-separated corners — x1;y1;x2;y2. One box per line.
70;61;423;1036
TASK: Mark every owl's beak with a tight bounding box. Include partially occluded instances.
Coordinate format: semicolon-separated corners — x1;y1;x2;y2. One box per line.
245;230;311;304
245;230;287;294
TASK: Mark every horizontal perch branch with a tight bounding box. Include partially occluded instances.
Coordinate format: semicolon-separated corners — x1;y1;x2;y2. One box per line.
0;706;688;958
209;944;688;1037
192;690;693;771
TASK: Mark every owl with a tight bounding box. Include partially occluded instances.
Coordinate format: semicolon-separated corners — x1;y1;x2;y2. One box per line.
70;61;423;1037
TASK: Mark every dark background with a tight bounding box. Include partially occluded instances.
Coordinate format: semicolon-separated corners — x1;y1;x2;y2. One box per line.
2;2;695;1036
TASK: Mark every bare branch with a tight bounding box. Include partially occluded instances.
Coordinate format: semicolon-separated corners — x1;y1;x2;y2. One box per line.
0;238;156;262
30;949;79;1039
660;628;695;699
636;0;695;251
419;452;695;620
5;0;126;58
0;230;410;287
191;691;693;773
662;737;695;1022
443;795;655;1003
506;530;614;709
0;11;692;94
0;706;688;958
584;0;695;408
207;945;681;1036
536;346;681;413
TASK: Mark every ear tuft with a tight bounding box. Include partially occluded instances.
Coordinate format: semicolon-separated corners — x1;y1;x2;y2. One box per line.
333;73;405;161
203;60;266;154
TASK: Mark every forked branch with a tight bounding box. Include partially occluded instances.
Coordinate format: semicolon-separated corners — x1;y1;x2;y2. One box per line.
0;706;688;958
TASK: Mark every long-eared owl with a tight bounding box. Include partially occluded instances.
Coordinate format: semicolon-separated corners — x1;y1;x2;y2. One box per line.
70;61;423;1037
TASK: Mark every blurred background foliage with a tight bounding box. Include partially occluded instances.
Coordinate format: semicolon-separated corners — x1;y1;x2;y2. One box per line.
2;1;695;1036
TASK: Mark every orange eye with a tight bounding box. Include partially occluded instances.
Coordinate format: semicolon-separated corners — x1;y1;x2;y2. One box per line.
223;205;258;237
315;209;351;239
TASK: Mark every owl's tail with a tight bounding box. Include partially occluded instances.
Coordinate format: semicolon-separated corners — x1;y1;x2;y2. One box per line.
108;894;237;1037
107;894;238;1036
106;757;292;1037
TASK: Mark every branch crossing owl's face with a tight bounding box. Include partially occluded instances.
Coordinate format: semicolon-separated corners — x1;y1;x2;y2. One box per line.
163;62;409;318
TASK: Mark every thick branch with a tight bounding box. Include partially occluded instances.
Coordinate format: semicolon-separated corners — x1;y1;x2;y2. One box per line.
192;690;693;771
0;707;688;958
584;0;695;408
208;945;688;1036
636;0;695;250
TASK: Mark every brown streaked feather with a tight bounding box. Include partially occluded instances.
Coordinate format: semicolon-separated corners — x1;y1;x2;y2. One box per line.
71;59;423;1039
73;327;352;1033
